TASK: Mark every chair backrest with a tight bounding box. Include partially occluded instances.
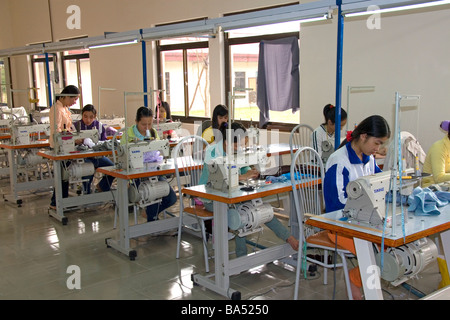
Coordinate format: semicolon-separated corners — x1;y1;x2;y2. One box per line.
196;120;212;138
384;131;426;171
289;124;314;159
172;135;208;209
290;146;324;240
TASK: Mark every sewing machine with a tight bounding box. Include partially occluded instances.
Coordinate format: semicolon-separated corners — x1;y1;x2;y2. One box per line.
343;170;391;226
53;129;99;154
207;149;268;191
153;120;182;138
246;126;260;149
343;169;420;226
321;140;333;164
11;123;50;145
115;138;170;170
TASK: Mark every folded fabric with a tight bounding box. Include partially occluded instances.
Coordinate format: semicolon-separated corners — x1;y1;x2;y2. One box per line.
143;150;163;163
83;137;95;148
407;187;450;216
282;172;315;181
265;175;288;183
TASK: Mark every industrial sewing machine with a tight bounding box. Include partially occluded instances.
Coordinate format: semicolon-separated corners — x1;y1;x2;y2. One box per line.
11;123;50;145
321;140;333;165
343;169;418;226
114;138;170;170
153;120;182;138
53;129;99;154
207;148;268;191
343;170;392;226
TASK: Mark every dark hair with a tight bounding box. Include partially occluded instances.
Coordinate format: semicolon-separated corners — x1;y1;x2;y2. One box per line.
135;106;153;122
135;106;156;138
156;101;171;120
57;85;80;99
322;103;347;125
338;115;390;149
81;104;97;116
218;122;247;144
212;104;229;129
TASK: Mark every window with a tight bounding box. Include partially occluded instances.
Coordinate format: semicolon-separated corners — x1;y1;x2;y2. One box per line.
31;48;92;110
157;37;209;118
0;59;8;106
31;54;54;108
62;49;92;110
226;21;300;125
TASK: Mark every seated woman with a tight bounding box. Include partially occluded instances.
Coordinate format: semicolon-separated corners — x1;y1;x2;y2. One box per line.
199;122;299;257
202;104;228;144
422;120;450;188
324;114;391;299
122;106;177;221
155;101;176;139
74;104;115;193
311;103;347;163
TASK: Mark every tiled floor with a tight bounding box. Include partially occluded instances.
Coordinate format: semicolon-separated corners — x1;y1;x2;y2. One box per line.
0;177;444;300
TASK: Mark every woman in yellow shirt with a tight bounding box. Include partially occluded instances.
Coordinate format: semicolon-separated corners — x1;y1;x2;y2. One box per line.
422;121;450;187
202;104;228;144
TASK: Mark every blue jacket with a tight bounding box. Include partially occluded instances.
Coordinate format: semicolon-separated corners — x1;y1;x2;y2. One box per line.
324;142;382;212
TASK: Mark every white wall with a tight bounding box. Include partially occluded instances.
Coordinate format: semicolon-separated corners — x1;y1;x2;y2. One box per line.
300;6;450;152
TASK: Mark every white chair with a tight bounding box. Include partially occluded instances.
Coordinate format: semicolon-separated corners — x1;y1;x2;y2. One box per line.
290;146;353;300
173;135;214;272
289;123;314;159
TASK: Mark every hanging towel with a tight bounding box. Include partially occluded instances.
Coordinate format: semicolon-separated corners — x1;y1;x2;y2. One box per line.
407;186;450;215
257;36;299;128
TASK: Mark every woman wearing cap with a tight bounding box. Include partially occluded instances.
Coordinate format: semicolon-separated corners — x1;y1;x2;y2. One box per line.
323;114;391;300
422;121;450;187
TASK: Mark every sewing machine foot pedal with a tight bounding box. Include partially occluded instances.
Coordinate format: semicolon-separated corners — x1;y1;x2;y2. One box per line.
129;250;137;261
230;291;241;300
190;273;200;286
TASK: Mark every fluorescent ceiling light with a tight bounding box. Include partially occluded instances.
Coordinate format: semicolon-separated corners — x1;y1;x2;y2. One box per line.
345;0;450;17
299;14;330;23
89;39;138;49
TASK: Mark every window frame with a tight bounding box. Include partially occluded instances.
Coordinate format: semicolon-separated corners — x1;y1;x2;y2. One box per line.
156;40;210;124
61;50;90;113
31;53;55;110
224;31;300;131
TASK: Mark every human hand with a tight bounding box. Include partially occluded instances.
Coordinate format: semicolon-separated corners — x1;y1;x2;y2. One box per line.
239;169;259;181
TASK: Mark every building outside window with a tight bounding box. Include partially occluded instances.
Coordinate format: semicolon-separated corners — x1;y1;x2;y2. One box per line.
158;37;209;118
226;21;300;125
31;48;91;111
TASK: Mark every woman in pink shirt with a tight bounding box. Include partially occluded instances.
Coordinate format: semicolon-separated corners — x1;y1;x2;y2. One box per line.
49;85;80;209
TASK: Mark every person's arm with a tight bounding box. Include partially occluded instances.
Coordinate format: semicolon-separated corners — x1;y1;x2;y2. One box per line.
430;146;450;184
311;128;322;157
99;122;108;141
324;163;350;212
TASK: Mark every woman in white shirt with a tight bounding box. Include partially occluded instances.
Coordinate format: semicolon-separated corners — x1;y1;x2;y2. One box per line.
311;104;347;164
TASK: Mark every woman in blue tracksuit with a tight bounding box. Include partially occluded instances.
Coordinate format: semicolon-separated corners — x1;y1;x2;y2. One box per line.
323;114;390;299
